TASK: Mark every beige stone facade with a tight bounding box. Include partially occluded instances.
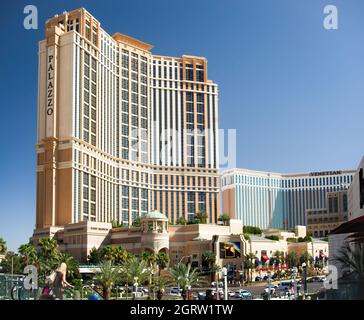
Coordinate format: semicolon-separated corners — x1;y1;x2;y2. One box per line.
34;8;220;243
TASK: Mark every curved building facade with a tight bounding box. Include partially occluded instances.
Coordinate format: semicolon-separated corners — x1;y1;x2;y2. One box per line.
221;168;355;230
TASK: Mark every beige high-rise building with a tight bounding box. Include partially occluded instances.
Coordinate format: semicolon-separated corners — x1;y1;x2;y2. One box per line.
34;8;220;237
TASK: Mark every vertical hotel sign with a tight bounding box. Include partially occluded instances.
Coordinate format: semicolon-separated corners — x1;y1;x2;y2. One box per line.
46;46;55;136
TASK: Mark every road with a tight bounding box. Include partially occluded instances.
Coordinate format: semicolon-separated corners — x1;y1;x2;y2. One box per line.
239;282;324;298
186;281;325;299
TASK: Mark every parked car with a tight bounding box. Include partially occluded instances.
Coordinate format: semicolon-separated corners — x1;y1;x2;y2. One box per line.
211;281;223;288
255;276;262;282
168;287;182;296
234;289;253;300
278;280;293;290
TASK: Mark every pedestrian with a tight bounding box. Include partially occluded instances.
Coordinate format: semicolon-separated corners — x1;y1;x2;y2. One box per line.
51;262;74;299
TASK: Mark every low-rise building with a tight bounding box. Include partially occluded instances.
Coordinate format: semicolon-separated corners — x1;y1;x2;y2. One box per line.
31;211;328;281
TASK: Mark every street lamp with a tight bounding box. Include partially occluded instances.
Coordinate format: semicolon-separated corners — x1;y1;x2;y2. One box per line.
302;262;307;298
292;267;298;300
222;267;228;300
133;276;139;300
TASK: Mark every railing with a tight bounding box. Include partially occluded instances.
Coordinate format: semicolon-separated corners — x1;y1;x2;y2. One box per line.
0;274;38;300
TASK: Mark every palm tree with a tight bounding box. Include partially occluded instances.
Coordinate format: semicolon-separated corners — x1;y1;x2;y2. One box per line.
0;252;22;274
141;251;157;298
154;276;170;300
101;245;116;262
57;252;80;280
287;251;299;268
142;251;156;267
121;256;150;299
18;243;38;267
155;252;170;276
0;238;7;254
218;213;230;226
299;251;313;266
202;250;216;281
93;260;121;300
37;238;60;280
88;247;101;264
195;210;207;224
244;253;257;283
334;242;364;299
170;263;200;300
113;246;129;265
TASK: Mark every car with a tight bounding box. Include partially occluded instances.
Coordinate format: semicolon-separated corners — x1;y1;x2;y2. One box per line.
227;290;236;297
277;280;293;290
255;276;262;282
197;292;206;300
234;289;253;300
211;281;223;288
168;287;182;296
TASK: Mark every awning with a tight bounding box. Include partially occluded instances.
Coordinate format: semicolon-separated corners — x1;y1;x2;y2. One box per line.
330;215;364;235
261;254;269;261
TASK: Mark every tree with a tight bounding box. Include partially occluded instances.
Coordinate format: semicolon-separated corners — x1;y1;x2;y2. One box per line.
201;250;216;281
287;251;299;268
142;251;156;268
88;247;101;264
38;238;59;260
170;263;200;300
37;238;61;280
265;235;279;241
0;238;7;254
121;256;150;298
177;216;186;225
100;245;116;262
243;226;262;235
0;252;22;274
299;251;313;266
113;246;129;265
132;217;142;227
244;253;257;283
195;210;207;224
18;243;38;267
57;252;80;280
334;242;364;299
153;276;169;300
218;213;230;226
155;252;170;276
93;260;121;300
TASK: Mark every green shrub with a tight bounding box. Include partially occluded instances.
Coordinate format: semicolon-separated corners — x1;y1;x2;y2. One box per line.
243;226;262;235
265;235;279;241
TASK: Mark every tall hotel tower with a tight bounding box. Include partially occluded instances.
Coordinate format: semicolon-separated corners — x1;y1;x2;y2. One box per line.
35;8;219;232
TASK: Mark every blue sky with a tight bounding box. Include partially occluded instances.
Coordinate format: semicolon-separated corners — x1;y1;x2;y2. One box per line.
0;0;363;251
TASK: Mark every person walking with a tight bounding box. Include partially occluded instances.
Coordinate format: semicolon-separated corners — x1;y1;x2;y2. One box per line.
51;262;74;299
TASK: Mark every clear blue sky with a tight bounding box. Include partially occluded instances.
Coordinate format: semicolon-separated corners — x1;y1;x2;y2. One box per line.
0;0;363;251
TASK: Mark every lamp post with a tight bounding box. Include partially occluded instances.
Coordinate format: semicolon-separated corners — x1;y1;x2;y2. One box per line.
292;267;298;300
133;276;139;300
222;267;228;301
302;262;307;298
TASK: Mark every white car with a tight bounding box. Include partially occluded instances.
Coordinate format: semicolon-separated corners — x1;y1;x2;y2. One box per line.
168;287;182;296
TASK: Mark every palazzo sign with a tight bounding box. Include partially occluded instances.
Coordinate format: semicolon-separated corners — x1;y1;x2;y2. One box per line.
47;47;55;116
